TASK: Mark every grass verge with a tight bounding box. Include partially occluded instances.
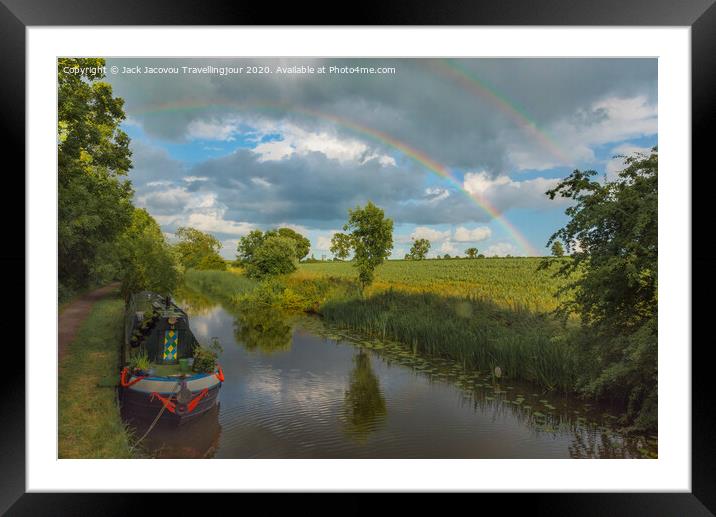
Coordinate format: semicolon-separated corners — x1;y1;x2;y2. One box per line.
58;294;135;458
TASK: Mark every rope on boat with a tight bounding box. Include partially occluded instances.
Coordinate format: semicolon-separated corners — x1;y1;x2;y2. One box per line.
129;379;179;454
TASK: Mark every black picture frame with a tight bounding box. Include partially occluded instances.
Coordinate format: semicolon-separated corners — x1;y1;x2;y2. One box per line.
4;0;713;513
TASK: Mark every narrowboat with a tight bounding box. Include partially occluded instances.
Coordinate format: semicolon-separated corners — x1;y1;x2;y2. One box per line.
119;291;223;425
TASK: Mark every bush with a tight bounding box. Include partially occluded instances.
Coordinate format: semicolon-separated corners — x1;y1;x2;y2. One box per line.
245;235;298;279
196;253;228;271
192;346;217;373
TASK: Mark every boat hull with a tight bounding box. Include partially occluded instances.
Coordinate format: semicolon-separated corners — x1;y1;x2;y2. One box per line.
120;372;222;426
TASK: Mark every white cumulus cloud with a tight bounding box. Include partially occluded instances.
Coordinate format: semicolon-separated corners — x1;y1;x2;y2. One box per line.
409;226;451;242
484;242;519;257
454;226;492;242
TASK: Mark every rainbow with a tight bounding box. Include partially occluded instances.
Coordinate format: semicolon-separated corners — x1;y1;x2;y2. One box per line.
430;59;570;165
127;99;540;256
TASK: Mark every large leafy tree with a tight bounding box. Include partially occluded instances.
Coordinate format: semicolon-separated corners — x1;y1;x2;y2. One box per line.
545;147;658;431
58;58;134;292
343;201;393;290
245;235;298;279
117;209;183;299
265;227;311;261
236;229;266;265
330;232;353;260
174;227;226;270
406;238;430;260
465;247;479;259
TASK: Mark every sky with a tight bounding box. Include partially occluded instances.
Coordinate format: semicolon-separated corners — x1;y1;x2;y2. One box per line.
103;58;657;259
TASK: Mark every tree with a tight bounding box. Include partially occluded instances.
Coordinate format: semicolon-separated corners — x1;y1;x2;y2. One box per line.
550;241;565;257
196;254;228;271
544;147;658;431
117;209;183;299
174;227;225;270
330;232;353;260
406;238;430;260
465;247;479;259
265;228;311;261
58;58;134;293
342;202;394;290
245;235;298;279
236;229;266;264
443;254;451;259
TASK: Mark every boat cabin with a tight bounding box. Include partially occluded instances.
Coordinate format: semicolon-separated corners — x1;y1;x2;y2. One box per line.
124;291;199;367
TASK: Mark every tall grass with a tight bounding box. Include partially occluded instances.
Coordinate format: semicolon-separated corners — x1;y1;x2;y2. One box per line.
322;290;578;392
183;268;258;303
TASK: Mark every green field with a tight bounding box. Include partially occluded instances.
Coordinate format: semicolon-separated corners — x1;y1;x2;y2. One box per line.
296;257;571;313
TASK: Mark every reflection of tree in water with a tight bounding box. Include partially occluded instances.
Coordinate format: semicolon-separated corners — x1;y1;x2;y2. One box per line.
234;308;293;354
175;285;217;316
343;350;387;442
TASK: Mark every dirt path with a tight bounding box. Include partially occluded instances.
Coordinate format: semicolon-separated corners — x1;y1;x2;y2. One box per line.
58;282;121;362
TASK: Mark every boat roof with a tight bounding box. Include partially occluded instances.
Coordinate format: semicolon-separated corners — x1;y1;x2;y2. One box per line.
130;291;188;320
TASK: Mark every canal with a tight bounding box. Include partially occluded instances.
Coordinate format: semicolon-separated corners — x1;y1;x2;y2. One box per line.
135;300;656;459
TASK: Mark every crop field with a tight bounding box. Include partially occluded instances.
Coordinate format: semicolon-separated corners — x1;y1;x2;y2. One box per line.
297;258;572;313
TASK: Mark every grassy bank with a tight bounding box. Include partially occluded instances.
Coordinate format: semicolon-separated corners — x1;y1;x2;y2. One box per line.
58;294;135;458
321;290;575;391
183;268;258;303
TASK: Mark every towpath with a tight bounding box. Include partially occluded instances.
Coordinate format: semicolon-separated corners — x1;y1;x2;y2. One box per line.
58;282;121;362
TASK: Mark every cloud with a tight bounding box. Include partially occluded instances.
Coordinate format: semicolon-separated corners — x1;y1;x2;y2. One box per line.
186;118;240;141
439;241;458;255
453;226;491;242
463;171;565;211
484;242;519;257
408;226;451;242
183;176;209;183
107;57;656;174
250;177;273;188
251;122;396;166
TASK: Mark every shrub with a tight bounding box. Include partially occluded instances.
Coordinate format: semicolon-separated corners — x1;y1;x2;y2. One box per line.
245;235;298;279
193;346;217;373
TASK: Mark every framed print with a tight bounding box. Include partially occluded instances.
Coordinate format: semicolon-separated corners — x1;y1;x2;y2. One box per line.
4;0;714;513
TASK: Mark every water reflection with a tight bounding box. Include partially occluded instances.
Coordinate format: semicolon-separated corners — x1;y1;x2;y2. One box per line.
126;404;222;459
233;308;293;354
342;350;387;442
174;285;219;316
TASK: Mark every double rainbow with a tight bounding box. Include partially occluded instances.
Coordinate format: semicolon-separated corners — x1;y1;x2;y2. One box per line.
127;95;544;256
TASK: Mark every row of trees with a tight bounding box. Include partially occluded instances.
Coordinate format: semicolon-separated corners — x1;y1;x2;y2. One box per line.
58;58;228;301
236;202;394;291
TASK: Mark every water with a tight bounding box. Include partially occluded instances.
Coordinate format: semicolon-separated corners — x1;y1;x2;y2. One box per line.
136;299;656;459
